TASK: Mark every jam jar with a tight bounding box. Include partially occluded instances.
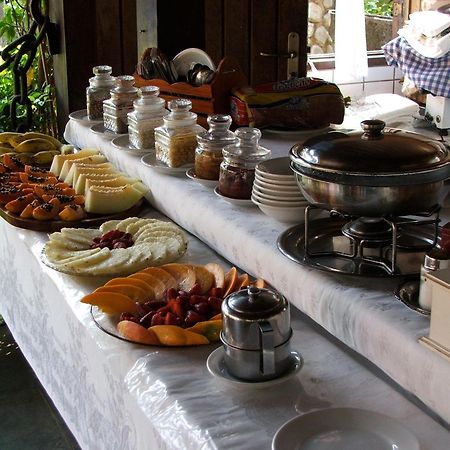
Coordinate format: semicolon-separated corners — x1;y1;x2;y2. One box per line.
219;127;271;199
103;75;138;134
86;65;116;120
127;86;166;150
194;114;236;180
154;99;205;168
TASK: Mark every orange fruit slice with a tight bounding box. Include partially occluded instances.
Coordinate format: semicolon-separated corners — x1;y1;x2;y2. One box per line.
160;263;196;292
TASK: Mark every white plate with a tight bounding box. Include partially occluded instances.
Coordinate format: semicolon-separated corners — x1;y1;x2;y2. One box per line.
69;109;103;125
172;48;216;78
252;186;304;202
111;135;153;156
90;122;127;140
214;187;255;207
254;178;300;192
272;408;420;450
207;346;303;389
256;157;294;178
255;172;298;186
186;168;218;187
253;184;302;198
141;153;193;175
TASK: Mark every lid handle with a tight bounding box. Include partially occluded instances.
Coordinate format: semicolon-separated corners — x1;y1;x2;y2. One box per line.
248;286;260;303
361;119;385;140
259;320;275;375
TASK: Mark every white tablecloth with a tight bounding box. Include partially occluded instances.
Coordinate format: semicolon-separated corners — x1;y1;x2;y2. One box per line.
0;116;449;449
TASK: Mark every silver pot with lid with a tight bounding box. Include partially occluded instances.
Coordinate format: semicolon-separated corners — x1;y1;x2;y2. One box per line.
221;286;292;381
289;120;450;216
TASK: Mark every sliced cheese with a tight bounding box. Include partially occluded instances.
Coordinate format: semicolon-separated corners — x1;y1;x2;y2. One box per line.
50;148;99;176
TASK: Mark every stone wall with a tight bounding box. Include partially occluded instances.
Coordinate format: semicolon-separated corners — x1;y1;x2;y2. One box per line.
308;0;335;54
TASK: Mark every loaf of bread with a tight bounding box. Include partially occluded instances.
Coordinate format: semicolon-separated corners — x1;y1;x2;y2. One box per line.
230;78;345;129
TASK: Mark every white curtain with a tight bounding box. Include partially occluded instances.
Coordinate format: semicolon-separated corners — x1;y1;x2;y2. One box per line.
334;0;368;81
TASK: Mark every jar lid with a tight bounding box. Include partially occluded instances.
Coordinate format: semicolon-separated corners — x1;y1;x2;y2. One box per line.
197;114;236;147
223;127;271;162
112;75;138;94
93;65;112;76
223;287;286;319
163;98;197;128
290;120;450;186
133;86;165;111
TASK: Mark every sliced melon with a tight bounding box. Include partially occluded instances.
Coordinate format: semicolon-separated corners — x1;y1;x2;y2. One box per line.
50;148;99;176
84;184;144;214
72;165;116;187
61;155;108;184
75;172;122;194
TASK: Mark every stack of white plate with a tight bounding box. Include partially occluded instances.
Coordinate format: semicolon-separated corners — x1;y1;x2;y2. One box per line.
252;157;308;223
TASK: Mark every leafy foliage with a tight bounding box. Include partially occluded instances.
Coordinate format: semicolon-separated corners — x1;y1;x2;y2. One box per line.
364;0;394;17
0;0;57;135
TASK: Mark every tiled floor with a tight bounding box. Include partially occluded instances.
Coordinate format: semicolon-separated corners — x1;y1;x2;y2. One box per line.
0;318;80;450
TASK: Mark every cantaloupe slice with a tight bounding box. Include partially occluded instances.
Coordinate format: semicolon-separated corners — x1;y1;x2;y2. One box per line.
60;155;107;182
127;273;157;300
204;263;225;288
190;265;215;294
139;267;178;290
80;291;137;314
130;270;166;298
84;184;144;214
186;319;222;342
223;267;239;297
161;263;196;292
150;325;209;346
50;148;99;176
117;320;160;345
95;284;148;302
237;273;250;290
63;157;109;184
105;277;152;293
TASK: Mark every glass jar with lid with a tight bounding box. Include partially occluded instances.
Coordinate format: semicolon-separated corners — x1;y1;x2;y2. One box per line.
219;127;271;199
127;86;166;150
194;114;237;180
86;65;116;120
154;98;205;168
103;75;138;134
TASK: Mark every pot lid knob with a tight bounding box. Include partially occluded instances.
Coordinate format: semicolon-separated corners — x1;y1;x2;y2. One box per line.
361;119;385;140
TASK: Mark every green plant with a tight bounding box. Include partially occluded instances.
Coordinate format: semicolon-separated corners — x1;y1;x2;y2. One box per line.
364;0;393;17
0;0;57;135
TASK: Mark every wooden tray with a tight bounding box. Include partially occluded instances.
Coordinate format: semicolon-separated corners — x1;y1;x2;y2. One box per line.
134;56;248;127
0;199;145;232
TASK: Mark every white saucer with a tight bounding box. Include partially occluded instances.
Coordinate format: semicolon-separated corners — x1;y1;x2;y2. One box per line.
186;168;218;187
111;135;153;156
141;153;193;175
69;109;103;125
90;123;127;140
206;346;303;389
272;408;419;450
172;48;216;78
213;187;255;207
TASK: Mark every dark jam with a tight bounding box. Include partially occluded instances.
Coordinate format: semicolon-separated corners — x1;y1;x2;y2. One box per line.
218;164;255;199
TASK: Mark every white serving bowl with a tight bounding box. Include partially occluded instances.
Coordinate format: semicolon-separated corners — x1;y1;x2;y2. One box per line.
253;184;302;199
251;191;307;207
253;177;300;192
251;196;306;223
256;156;293;178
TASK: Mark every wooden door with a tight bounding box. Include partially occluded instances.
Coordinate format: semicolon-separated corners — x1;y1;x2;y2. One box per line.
204;0;308;85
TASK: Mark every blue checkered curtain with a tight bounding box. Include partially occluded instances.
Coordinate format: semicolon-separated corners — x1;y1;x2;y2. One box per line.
383;36;450;98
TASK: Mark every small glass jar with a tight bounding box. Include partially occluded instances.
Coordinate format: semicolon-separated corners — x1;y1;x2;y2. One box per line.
154;98;205;167
86;65;116;120
103;75;138;134
127;86;166;150
194;114;237;180
219;128;271;199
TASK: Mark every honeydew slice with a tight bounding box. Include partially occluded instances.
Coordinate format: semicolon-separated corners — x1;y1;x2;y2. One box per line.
84;176;141;191
60;155;107;182
84;185;144;214
72;165;117;187
75;172;122;194
63;157;109;184
50;148;100;176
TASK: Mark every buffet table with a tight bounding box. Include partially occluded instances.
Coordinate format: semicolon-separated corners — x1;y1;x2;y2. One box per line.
0;116;449;449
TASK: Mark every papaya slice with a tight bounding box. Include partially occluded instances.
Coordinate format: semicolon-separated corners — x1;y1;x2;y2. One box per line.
58;204;87;221
105;277;152;294
42;193;84;205
117;320;160;345
160;263;196;292
19;203;34;219
139;267;178;291
223;267;240;297
19;172;58;185
2;154;24;172
190;265;215;294
32;197;60;220
5;192;35;214
24;165;56;178
0;187;33;204
186;319;222;342
95;284;148;303
80;291;137;315
127;273;157;300
150;325;209;346
237;273;250;290
129;271;165;299
204;263;225;288
0;162;10;173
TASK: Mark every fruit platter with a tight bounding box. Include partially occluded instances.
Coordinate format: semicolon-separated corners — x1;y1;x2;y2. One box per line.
42;217;188;276
0;144;148;231
82;262;266;346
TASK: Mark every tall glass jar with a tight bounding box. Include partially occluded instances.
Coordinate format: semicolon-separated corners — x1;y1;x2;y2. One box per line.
86;65;116;120
219;127;271;199
127;86;166;150
194;114;237;180
103;75;138;134
154;99;205;167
